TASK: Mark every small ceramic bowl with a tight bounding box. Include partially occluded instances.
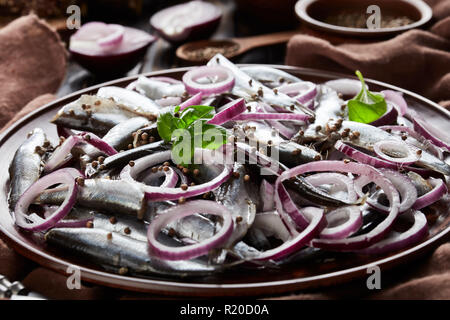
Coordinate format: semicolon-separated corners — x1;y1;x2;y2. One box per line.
295;0;432;37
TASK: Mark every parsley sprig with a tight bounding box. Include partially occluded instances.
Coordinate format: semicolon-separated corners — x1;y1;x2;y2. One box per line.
157;105;227;165
348;71;387;124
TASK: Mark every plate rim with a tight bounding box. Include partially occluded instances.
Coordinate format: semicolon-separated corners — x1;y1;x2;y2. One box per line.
0;65;449;297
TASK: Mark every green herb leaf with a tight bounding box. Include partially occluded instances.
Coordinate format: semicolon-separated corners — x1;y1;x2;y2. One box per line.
156;105;228;165
180;105;215;127
348;70;387;124
156;107;177;142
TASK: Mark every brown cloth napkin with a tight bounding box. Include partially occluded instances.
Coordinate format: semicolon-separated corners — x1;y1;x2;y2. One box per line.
286;0;450;108
0;14;66;129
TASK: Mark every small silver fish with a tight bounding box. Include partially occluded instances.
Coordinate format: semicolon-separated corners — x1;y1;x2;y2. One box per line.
52;95;157;134
8;128;48;210
45;228;219;277
36;179;146;218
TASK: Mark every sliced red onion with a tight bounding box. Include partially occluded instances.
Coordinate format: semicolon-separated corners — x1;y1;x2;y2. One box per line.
253;207;324;261
282;161;400;251
150;0;222;43
369;102;398;127
121;150;233;201
45;133;117;172
39;206;93;229
140;166;179;189
276;183;309;232
258;103;296;139
79;132;117;156
120;150;172;181
381;90;408;116
373;140;420;165
412;178;447;210
361;169;417;213
260;180;275;212
324;79;364;96
14;169;79;231
359;210;428;255
147;200;233;260
183;65;235;96
305;172;358;203
44;135;80;173
335;140;398;169
179;92;203;111
232;112;309;123
253;211;291;242
96;24;124;48
207;98;245;125
413;117;450;152
275;81;317;105
319;206;363;240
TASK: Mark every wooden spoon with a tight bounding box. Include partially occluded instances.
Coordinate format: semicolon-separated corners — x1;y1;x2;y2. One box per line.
176;31;298;63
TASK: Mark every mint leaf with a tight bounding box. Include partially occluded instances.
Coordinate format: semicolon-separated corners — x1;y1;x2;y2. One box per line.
156;108;176;142
156;105;228;165
348;71;387;124
180;105;215;127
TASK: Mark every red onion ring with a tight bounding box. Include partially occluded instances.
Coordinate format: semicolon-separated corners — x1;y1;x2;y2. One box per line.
14;169;80;231
373;140;420;165
260;180;275;212
253;207;324;261
79;132;118;156
413;117;450;152
140;166;179;189
179;92;203;111
305;172;358;203
44;133;117;173
121;150;233;201
258;103;296;139
282;161;400;251
412;178;447;210
359;210;428;255
356;169;417;213
335;140;398;169
381;90;408;116
319;206;363;240
232;112;309;123
207;98;246;125
183;65;235;96
275;81;317;105
147;200;233;260
369;102;398;127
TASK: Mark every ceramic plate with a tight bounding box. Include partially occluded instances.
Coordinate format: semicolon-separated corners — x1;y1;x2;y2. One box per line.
0;66;448;296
